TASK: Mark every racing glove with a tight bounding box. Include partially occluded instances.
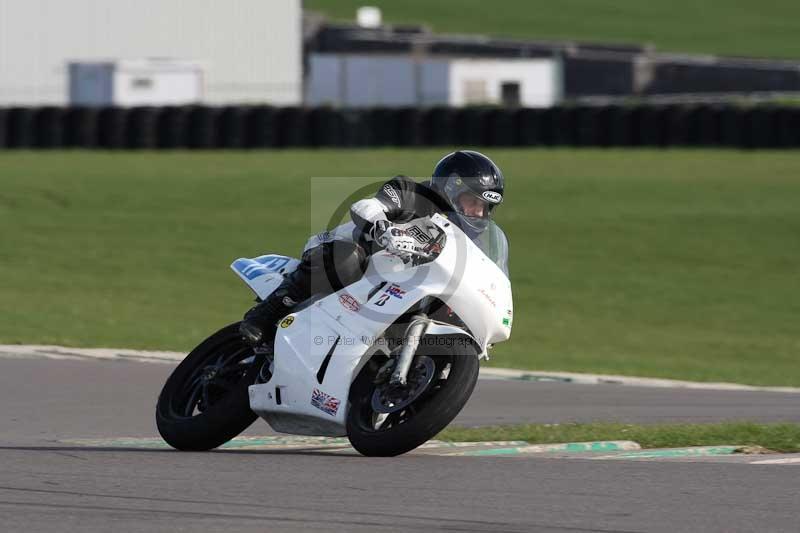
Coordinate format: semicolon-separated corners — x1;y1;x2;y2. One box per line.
373;221;423;257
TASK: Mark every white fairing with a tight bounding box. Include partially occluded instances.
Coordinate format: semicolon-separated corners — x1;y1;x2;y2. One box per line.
230;254;301;301
238;214;513;436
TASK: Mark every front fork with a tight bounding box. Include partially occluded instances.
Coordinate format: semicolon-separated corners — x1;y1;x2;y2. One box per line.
389;314;430;386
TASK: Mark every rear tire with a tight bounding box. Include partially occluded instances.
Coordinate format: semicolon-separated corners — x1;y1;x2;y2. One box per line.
346;335;479;457
156;322;263;451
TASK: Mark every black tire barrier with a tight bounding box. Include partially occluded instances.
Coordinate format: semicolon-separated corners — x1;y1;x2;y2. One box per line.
745;107;778;149
455;107;489;146
365;108;398;147
217;106;246;148
7;107;36;148
276;107;311;147
244;106;277;148
157;106;188;149
423;107;457;146
187;106;219;149
126;107;159;149
548;107;577;146
662;105;688;146
4;104;800;150
538;108;557;146
0;108;6;148
63;107;98;148
694;105;721;146
636;106;668;147
97;107;129;149
394;108;424;146
309;107;342;147
485;109;516;146
33;107;65;148
718;106;746;148
776;107;800;148
339;109;372;147
515;108;544;146
573;106;604;147
604;105;635;146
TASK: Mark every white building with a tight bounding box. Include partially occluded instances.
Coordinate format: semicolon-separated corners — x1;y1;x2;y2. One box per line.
306;54;562;108
0;0;302;106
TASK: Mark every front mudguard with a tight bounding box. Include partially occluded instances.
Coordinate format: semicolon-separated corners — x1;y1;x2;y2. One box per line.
419;323;486;360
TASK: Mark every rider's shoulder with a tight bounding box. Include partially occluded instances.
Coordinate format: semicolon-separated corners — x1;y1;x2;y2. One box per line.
384;175;420;190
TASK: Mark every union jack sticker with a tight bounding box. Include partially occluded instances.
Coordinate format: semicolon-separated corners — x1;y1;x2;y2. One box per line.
311;388;340;416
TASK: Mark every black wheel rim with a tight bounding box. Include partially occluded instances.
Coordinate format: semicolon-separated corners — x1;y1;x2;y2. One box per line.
354;354;453;433
370;356;436;414
168;337;256;420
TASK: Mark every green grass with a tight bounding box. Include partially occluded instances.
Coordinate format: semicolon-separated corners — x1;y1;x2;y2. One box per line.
438;422;800;453
1;149;798;386
306;0;800;59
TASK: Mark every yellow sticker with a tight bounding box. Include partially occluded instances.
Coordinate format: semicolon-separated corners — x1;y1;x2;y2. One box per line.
280;316;295;328
455;178;463;185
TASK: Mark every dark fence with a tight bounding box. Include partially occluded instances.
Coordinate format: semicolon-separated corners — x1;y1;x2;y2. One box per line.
1;105;799;149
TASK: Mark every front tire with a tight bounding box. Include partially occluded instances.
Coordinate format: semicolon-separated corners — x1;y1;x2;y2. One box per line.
156;322;264;451
346;335;480;457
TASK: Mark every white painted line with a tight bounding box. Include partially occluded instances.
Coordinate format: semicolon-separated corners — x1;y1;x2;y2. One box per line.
0;345;184;364
479;367;800;393
3;344;799;393
749;457;800;465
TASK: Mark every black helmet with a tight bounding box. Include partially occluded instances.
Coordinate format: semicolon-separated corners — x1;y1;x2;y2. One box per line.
430;150;504;236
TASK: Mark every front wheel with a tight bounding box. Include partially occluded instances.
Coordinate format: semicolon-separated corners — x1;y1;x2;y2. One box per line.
156;322;265;451
346;335;480;457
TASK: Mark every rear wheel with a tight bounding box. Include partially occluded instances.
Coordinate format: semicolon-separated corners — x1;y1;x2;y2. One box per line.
156;322;266;451
346;335;479;457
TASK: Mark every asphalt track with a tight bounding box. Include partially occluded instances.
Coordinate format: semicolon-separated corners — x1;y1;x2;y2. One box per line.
1;356;799;532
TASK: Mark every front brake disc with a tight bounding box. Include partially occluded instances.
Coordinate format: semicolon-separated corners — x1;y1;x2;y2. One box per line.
370;356;436;414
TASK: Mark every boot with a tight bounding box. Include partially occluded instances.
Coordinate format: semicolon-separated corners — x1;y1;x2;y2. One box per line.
239;240;366;346
239;283;301;346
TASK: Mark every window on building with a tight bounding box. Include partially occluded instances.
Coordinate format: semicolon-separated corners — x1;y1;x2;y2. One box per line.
500;81;521;107
463;79;488;104
131;77;153;90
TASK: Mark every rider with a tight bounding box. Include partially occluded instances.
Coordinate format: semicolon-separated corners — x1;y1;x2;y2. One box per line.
239;150;508;346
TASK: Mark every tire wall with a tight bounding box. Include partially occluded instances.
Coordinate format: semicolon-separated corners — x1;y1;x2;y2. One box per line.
2;105;798;149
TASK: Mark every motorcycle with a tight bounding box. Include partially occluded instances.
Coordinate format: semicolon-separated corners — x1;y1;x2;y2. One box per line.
156;214;513;456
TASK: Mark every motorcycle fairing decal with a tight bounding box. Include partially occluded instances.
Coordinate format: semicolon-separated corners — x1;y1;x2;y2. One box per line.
231;254;301;300
366;281;388;301
385;284;407;299
374;283;406;307
338;294;360;312
310;388;340;416
232;255;291;280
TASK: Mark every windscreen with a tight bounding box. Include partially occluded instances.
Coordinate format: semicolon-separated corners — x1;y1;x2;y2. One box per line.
472;221;510;277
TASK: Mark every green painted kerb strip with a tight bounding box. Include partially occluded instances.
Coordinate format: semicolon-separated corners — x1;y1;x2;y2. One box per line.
514;375;574;383
606;446;741;459
459;441;636;456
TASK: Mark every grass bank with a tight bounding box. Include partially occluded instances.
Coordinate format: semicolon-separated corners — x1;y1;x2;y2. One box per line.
0;149;798;385
439;422;800;453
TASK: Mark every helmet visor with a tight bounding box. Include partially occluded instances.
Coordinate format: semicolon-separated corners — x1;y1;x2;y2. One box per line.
442;177;501;227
